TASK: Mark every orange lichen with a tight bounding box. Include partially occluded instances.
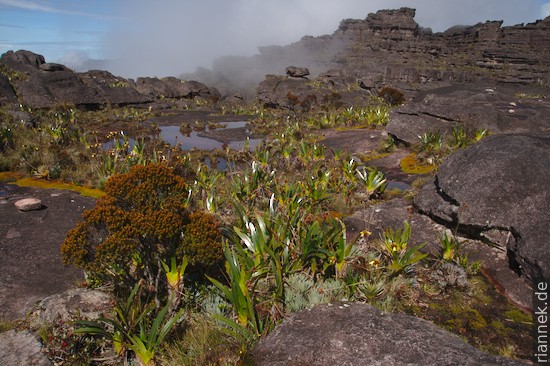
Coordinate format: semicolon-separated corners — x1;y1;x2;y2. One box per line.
11;177;105;198
400;153;435;175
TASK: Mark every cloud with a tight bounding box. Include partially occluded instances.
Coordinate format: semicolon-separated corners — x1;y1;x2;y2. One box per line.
102;0;545;78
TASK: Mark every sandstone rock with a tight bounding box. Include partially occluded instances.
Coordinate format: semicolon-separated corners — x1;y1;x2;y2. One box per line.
414;134;550;283
0;330;50;366
14;197;42;211
285;66;310;78
252;303;524;366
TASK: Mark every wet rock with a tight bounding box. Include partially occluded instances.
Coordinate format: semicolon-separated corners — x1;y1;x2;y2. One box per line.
0;330;50;366
14;197;43;211
415;134;550;283
252;302;524;366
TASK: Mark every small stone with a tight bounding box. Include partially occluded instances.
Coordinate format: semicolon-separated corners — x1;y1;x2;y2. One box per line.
14;198;42;211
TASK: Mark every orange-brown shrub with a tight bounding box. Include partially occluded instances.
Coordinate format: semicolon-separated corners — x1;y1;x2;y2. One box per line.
61;163;222;292
378;86;405;106
178;211;223;276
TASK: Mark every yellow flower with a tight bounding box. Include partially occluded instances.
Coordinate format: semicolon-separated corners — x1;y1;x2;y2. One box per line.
360;230;372;237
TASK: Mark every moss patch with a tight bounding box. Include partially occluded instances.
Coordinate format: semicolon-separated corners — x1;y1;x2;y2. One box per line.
407;274;533;361
9;177;105;198
400;153;435;174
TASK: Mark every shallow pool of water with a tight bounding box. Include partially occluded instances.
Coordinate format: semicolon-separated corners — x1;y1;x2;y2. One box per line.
159;124;261;151
104;121;261;152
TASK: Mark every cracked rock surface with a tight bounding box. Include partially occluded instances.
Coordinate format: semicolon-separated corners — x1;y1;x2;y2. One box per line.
387;83;550;145
414;134;550;284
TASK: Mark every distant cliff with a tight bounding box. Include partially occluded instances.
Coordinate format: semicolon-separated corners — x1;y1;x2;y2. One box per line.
188;7;550;94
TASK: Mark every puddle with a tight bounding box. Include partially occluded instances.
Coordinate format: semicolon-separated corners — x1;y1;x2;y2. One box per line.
203;157;233;171
159;126;261;151
386;181;412;191
104;121;261;151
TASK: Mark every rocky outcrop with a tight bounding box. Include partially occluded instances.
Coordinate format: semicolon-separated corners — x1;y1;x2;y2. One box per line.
306;7;550;86
256;73;373;110
189;8;550;96
0;50;221;109
387;83;550;144
134;76;220;101
1;50;103;109
252;302;525;366
79;70;152;106
415;134;550;283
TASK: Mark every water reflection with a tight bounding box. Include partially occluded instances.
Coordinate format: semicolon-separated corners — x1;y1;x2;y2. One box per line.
159;125;261;151
104;121;261;151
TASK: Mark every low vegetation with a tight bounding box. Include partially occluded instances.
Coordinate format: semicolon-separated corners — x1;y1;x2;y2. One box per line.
0;99;527;365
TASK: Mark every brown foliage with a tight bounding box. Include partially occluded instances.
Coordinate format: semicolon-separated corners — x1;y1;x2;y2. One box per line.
378;86;405;106
61;163;222;291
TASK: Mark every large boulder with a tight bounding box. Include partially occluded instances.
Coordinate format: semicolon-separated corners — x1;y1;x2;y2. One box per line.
415;134;550;283
0;50;103;109
79;70;152;106
252;302;524;366
387;83;550;145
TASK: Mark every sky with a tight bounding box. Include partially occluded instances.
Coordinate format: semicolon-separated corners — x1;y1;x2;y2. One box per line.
1;0;550;78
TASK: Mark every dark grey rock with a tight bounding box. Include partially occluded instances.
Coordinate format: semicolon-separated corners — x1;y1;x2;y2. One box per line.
387;83;550;145
285;66;310;78
252;302;525;366
135;77;219;101
79;70;152;106
0;74;18;105
415;134;550;283
39;63;70;72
